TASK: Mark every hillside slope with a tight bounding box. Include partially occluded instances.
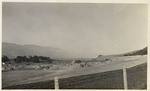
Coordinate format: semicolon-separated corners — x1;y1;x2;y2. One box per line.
97;47;147;59
2;42;78;59
123;47;147;56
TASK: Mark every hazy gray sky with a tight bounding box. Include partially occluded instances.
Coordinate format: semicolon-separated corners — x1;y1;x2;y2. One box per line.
2;3;147;57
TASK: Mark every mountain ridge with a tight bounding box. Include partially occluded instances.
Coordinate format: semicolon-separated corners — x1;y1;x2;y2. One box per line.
2;42;147;59
2;42;79;59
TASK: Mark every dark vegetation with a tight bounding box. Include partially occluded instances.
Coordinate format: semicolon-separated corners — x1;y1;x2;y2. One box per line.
2;55;53;63
74;60;81;63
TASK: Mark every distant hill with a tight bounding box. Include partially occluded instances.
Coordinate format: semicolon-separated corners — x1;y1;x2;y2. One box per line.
97;47;147;59
2;42;147;59
123;47;147;56
2;42;79;59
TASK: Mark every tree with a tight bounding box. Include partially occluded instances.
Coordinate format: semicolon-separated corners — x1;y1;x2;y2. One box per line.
33;55;40;63
2;55;10;62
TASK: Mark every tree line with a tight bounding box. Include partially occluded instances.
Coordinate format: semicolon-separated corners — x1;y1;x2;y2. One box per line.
2;55;53;63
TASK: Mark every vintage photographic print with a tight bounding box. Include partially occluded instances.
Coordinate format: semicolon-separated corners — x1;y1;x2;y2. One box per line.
2;2;148;90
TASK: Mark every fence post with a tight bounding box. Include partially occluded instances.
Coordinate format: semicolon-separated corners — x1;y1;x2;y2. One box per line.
123;67;128;89
54;76;59;89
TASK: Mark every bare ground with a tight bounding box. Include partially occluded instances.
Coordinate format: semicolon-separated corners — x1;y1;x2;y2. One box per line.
3;63;147;89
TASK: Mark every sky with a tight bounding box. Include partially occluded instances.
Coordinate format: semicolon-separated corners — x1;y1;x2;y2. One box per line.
2;3;148;57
